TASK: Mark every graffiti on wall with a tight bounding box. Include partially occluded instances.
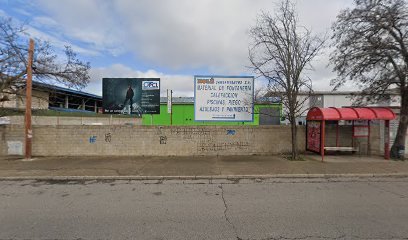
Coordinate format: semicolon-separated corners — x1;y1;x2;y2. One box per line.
170;128;212;140
105;133;112;143
226;130;236;135
167;127;248;152
160;136;167;144
171;128;211;135
89;136;97;143
197;141;249;152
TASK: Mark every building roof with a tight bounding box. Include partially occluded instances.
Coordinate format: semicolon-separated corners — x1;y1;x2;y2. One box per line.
306;107;396;121
266;90;400;96
33;81;102;100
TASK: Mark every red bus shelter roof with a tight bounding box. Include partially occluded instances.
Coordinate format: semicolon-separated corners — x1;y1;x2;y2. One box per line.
306;107;396;121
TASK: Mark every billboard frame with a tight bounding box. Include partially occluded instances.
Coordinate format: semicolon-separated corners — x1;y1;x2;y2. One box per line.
194;75;255;122
102;78;161;115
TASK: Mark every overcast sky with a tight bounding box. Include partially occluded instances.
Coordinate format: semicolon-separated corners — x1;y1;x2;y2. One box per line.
0;0;355;96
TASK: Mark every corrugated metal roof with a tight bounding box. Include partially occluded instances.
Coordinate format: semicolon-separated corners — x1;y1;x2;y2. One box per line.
307;107;396;121
33;81;102;100
266;90;400;96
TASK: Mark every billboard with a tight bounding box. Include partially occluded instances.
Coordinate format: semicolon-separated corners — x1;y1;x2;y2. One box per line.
194;75;254;121
102;78;160;114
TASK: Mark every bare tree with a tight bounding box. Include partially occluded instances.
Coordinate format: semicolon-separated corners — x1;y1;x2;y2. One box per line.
0;17;90;105
249;0;326;159
331;0;408;158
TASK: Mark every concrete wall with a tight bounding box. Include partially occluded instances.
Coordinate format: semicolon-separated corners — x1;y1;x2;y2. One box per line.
0;125;305;157
5;116;142;126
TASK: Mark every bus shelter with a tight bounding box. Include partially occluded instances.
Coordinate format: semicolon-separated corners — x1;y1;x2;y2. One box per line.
306;107;396;161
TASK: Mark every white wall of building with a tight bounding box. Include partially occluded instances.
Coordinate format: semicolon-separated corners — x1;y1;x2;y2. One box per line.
323;95;353;108
0;90;49;110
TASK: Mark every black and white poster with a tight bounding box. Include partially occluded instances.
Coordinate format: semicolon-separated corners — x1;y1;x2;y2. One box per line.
102;78;160;114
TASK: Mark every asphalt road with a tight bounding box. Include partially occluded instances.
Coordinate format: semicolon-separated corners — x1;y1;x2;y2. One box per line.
0;177;408;240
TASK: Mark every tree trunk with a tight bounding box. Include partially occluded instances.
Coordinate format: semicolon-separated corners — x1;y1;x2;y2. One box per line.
290;119;298;160
391;89;408;159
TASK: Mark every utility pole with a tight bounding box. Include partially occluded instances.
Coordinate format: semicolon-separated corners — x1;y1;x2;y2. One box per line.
24;39;34;160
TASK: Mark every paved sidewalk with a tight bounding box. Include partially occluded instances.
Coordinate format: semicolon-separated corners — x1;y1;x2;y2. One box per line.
1;154;408;179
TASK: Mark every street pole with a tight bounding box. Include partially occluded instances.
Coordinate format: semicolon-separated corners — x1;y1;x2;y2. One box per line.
385;120;390;160
24;39;34;160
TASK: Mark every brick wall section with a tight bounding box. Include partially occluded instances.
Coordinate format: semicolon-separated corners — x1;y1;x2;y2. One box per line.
1;125;306;157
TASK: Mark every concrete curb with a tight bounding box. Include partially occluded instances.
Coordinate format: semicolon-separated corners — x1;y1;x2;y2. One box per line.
1;173;408;181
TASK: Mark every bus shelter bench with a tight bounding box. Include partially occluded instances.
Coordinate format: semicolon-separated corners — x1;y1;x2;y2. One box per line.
324;147;359;152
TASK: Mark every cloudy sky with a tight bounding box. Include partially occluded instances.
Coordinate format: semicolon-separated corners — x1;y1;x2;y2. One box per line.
0;0;355;96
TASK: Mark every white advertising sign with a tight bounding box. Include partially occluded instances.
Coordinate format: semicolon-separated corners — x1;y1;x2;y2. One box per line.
194;76;254;121
167;89;172;114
